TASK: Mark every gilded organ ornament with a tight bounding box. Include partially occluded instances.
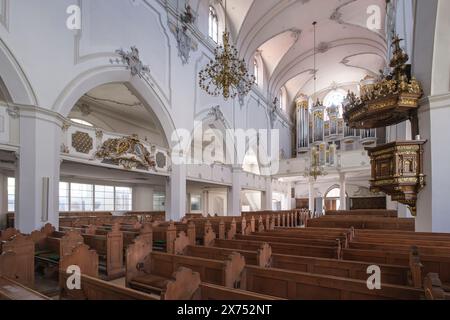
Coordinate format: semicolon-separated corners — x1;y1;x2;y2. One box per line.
95;135;156;171
72;131;93;154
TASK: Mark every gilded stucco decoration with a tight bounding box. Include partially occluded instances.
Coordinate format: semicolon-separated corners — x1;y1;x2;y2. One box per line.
72;131;93;154
95;135;156;171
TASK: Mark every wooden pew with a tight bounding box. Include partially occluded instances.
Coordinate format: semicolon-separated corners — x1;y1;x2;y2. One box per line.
354;229;450;243
212;238;341;259
175;232;412;287
423;273;450;300
0;228;20;242
347;241;450;257
196;283;282;300
126;236;246;295
59;243;158;300
235;234;341;248
269;253;412;287
342;246;450;286
325;210;398;217
174;231;272;268
242;265;425;300
30;224;84;278
80;223;124;280
254;230;350;248
0;234;35;288
307;216;415;231
0;277;50;300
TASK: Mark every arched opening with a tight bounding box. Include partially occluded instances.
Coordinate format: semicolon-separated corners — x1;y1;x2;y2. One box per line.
242;148;260;175
59;81;170;214
323;89;346;121
278;86;287;112
68;83;168;147
324;185;347;211
208;5;219;43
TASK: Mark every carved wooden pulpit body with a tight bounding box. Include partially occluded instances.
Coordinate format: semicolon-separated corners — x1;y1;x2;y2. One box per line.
366;140;426;216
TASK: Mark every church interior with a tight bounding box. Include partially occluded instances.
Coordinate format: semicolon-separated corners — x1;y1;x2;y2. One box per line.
0;0;450;301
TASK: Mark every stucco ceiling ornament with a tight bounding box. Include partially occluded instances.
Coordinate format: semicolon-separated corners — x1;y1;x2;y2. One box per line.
208;105;225;123
6;105;19;119
269;98;278;129
114;46;151;79
169;3;198;65
95;135;156;171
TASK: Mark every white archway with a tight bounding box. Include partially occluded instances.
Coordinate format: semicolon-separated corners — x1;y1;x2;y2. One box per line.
0;39;37;105
52;67;177;147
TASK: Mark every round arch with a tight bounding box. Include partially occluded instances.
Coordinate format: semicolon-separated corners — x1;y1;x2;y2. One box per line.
0;39;37;105
52;67;177;147
191;106;236;166
324;184;348;211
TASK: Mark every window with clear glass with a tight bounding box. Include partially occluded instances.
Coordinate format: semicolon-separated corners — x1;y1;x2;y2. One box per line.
59;182;70;212
209;6;219;43
70;183;94;211
59;182;133;212
278;88;287;111
95;185;115;211
254;59;259;86
115;187;132;211
323;90;346;120
7;177;15;212
70;118;94;127
153;192;166;211
190;194;202;211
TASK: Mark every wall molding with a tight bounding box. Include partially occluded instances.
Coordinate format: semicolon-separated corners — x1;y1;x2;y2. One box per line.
0;0;9;31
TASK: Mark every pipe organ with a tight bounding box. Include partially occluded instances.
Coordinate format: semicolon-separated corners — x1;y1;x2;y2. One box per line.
295;94;377;161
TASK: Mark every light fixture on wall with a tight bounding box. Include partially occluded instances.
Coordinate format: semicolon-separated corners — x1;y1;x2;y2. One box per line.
198;0;255;100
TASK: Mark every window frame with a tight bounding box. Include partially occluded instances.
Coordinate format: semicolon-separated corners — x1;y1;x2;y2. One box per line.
208;6;219;43
59;182;133;212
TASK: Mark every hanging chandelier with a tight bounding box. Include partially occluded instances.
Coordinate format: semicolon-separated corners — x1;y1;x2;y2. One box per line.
304;22;327;181
198;0;255;100
311;21;324;110
304;146;328;181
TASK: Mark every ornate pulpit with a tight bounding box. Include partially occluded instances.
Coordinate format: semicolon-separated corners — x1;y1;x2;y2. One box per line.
366;141;426;216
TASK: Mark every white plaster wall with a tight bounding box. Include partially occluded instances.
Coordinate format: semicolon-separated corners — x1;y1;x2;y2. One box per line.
0;0;291;143
134;185;154;211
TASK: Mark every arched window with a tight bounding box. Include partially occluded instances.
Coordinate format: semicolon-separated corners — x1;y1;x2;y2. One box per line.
278;87;287;111
323;90;346;121
253;59;260;86
70;118;94;127
208;6;219;43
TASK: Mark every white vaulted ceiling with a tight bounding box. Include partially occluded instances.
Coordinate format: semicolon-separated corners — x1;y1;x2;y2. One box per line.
223;0;388;110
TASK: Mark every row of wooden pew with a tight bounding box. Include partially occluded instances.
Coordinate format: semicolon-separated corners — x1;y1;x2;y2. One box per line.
6;211;166;229
2;209;450;300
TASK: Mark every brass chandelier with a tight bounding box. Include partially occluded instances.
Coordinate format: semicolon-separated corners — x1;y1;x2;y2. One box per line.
304;22;327;181
198;0;255;100
304;146;327;181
